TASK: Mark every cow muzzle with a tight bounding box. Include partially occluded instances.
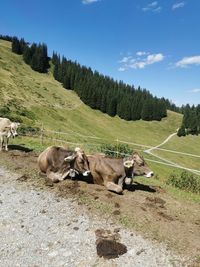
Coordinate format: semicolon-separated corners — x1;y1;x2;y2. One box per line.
145;171;154;178
11;132;18;138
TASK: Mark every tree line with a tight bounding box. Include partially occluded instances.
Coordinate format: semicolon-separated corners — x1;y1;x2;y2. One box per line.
177;104;200;136
11;36;49;73
0;35;185;122
0;34;14;42
52;52;171;121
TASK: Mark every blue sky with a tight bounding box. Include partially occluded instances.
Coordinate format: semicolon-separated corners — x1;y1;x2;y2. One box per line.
1;0;200;106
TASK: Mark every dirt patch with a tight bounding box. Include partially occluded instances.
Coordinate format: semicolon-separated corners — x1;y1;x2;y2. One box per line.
0;149;200;264
16;174;29;182
145;196;166;208
157;211;174;221
58;180;80;196
113;210;121;216
106;193;114;198
95;229;127;259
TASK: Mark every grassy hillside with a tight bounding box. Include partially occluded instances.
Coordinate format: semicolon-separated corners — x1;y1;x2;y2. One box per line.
0;40;182;143
1;39;200;189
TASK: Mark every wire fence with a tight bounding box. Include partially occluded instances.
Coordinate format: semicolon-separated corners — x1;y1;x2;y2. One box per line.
20;126;200;175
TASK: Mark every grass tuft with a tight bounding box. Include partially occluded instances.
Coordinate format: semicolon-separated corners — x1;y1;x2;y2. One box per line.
166;171;200;194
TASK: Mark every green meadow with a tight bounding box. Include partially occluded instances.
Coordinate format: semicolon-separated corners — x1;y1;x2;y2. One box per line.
1;39;200;201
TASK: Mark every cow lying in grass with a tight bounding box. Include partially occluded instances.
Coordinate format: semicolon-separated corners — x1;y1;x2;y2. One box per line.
87;152;154;194
38;146;153;194
38;146;90;182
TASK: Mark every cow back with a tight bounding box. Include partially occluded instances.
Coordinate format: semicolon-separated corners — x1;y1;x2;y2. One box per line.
88;155;125;185
0;118;11;132
38;146;74;173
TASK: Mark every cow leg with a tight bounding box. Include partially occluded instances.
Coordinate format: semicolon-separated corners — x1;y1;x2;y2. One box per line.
118;175;125;188
104;181;123;194
0;136;3;151
5;137;9;151
46;169;60;183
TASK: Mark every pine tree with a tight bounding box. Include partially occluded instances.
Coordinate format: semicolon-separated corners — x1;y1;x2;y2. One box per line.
12;37;22;54
107;97;117;117
177;125;186;137
141;99;153;121
23;46;32;64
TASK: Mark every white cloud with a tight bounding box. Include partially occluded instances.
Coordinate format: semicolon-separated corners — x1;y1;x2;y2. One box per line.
142;1;162;13
147;53;164;64
118;52;164;70
153;6;162;13
149;1;158;7
118;67;126;72
189;88;200;93
82;0;100;4
176;56;200;68
172;2;185;10
118;56;132;63
136;51;148;56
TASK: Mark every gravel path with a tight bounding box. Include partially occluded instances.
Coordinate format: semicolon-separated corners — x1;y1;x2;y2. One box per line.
0;167;185;267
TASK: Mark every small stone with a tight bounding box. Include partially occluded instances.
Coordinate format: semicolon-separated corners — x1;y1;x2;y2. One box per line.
128;248;136;256
63;251;72;257
48;251;59;258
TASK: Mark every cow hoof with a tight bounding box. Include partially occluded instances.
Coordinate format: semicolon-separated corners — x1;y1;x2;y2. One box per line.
116;187;123;194
52;178;60;183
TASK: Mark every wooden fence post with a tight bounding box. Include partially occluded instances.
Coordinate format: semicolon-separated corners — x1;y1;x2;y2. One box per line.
40;124;44;145
116;138;119;158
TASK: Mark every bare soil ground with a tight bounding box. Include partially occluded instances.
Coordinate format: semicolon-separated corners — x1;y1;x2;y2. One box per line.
1;147;200;266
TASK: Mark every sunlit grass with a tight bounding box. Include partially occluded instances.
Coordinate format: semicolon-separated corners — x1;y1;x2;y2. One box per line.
1;39;200;202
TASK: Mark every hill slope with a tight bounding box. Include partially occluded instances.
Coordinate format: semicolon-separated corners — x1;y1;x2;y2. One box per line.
0;40;182;145
1;39;200;179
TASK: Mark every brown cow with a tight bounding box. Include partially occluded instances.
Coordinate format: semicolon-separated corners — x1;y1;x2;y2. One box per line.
38;146;90;182
87;152;153;194
87;155;134;194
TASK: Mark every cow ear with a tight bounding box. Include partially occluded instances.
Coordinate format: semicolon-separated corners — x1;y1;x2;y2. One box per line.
7;132;12;138
64;154;76;162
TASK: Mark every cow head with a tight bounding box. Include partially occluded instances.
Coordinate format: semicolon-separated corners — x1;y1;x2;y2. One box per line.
9;122;20;138
64;147;90;177
132;152;154;178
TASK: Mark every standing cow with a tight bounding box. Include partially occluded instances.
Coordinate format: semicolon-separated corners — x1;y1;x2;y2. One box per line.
0;117;20;151
87;152;153;194
38;146;90;182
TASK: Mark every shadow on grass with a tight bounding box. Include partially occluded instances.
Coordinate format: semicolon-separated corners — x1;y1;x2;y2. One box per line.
8;144;33;153
124;181;156;193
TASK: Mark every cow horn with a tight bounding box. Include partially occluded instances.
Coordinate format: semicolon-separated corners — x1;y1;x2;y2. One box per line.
64;154;76;162
75;147;81;152
123;159;134;168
